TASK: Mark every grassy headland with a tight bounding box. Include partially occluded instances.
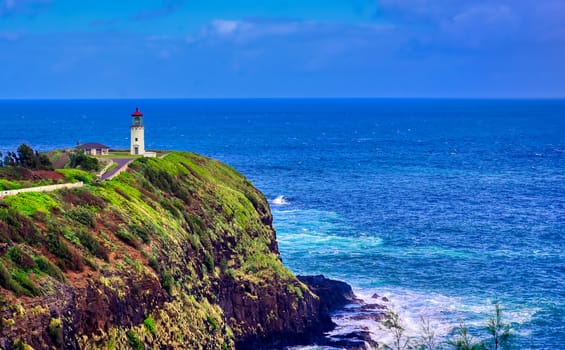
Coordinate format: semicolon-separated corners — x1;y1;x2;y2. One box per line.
0;152;326;349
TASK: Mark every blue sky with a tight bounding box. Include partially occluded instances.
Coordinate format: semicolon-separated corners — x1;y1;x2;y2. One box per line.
0;0;563;98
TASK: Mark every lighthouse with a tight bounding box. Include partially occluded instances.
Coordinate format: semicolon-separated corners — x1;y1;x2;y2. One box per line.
130;107;145;155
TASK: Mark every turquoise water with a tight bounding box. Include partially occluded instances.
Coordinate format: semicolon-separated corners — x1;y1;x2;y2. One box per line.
1;99;564;348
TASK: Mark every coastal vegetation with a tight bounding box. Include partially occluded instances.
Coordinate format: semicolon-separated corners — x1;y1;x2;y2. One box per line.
0;144;52;170
0;144;100;191
380;303;514;350
67;148;100;171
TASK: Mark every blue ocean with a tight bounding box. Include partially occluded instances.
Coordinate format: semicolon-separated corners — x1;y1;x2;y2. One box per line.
1;99;564;348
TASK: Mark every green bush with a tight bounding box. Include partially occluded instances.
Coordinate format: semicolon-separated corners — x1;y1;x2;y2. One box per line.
68;149;99;171
47;232;84;272
13;340;33;350
65;207;96;228
160;199;181;218
186;215;206;236
7;246;36;270
13;270;41;296
48;317;64;346
0;261;26;295
161;270;174;295
148;256;160;273
244;191;259;209
126;330;144;350
77;230;109;261
115;228;140;248
143;317;156;335
34;256;65;281
129;224;151;244
0;208;39;243
56;169;96;184
204;252;215;273
206;315;219;331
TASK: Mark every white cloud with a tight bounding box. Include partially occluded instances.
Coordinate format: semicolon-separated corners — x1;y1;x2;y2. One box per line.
211;20;241;35
186;18;393;45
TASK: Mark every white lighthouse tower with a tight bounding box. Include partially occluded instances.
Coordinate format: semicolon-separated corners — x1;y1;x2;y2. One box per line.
130;107;145;155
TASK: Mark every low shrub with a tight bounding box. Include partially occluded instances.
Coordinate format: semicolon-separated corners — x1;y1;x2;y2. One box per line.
56;169;96;184
77;230;109;261
0;261;28;295
206;315;219;331
161;270;174;295
65;207;96;228
7;246;36;270
148;256;160;273
34;256;65;281
143;317;156;335
115;228;140;248
61;189;106;208
126;330;144;350
48;317;63;346
129;224;151;244
0;208;39;243
47;232;84;272
12;270;41;296
13;340;33;350
204;252;215;273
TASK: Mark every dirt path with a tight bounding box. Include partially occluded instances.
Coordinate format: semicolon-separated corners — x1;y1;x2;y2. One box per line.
98;158;135;181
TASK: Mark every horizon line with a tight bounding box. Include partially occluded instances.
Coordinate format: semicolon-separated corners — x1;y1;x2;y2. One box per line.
1;97;564;101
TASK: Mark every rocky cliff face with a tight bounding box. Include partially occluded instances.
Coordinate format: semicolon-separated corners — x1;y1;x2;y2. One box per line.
0;152;332;349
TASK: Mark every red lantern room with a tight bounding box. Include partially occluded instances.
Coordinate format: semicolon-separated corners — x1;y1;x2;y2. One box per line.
131;107;144;126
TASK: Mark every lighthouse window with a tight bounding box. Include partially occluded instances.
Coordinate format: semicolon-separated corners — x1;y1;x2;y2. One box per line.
135;138;138;142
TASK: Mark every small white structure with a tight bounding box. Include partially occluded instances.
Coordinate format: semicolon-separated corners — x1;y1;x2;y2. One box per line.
77;142;110;156
130;107;145;155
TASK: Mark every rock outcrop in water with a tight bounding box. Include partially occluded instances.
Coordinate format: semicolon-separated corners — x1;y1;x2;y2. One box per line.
299;275;386;350
0;152;337;349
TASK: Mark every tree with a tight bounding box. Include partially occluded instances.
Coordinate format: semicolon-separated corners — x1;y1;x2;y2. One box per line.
17;144;36;168
486;303;512;350
3;151;17;167
381;310;415;350
68;149;99;171
448;321;485;350
418;316;443;350
36;152;53;169
0;144;53;170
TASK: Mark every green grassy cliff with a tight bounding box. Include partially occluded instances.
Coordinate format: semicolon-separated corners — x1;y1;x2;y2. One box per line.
0;152;331;349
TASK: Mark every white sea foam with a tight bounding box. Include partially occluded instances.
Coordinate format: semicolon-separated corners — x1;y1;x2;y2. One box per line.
271;195;290;206
288;286;541;349
337;287;542;347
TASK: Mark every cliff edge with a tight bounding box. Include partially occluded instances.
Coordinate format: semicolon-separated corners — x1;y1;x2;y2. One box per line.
0;152;332;349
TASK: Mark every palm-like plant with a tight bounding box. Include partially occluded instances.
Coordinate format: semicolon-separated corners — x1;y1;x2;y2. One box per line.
486;303;512;350
448;320;485;350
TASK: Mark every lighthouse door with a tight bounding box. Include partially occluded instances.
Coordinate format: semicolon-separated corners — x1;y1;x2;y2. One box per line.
134;147;139;155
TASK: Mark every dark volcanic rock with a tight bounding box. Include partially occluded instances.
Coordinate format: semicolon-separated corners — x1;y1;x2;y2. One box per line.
219;276;334;350
326;330;380;350
298;275;388;350
298;275;361;312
